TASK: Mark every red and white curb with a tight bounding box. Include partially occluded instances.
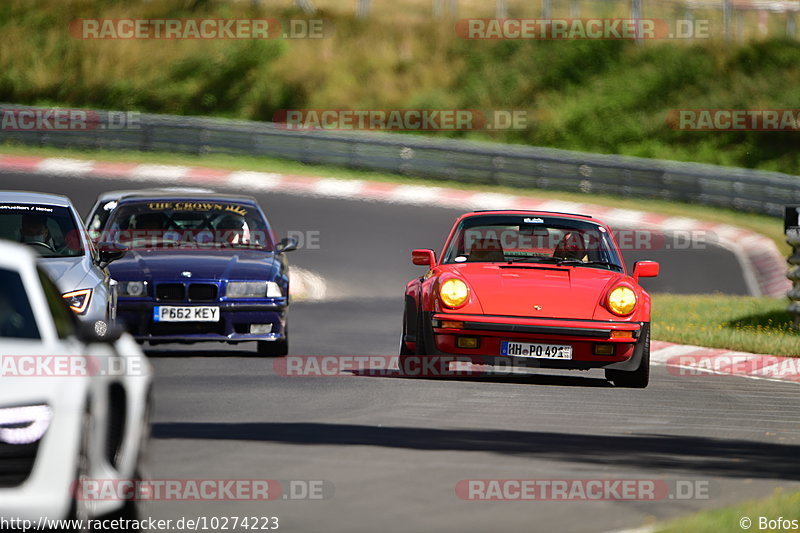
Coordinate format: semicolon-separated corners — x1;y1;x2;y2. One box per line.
651;340;800;384
0;154;790;298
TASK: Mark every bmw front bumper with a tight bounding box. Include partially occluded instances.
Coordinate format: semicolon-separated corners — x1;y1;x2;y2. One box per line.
117;299;288;343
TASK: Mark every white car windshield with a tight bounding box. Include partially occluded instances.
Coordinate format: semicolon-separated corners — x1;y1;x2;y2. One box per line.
0;203;85;258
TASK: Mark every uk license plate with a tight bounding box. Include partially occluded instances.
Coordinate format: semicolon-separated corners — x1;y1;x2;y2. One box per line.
153;306;220;322
501;341;573;359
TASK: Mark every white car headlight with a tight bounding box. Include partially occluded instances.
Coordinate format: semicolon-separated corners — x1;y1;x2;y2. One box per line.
227;281;282;298
0;405;52;445
120;281;148;297
62;288;92;314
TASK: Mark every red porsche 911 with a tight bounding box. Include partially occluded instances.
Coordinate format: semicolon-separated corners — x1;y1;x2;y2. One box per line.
401;210;660;388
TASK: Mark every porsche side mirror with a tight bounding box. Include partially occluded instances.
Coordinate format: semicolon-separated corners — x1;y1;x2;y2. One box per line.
412;249;436;267
633;260;659;281
276;237;298;253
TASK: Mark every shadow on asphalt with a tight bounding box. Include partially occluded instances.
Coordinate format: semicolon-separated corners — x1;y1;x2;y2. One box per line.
151;422;800;482
144;344;262;357
349;370;614;387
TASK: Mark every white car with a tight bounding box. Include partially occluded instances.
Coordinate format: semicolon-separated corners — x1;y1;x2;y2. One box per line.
0;191;127;332
0;240;152;522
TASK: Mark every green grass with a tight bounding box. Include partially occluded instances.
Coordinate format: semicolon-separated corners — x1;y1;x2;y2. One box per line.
0;143;789;256
2;0;800;174
652;293;800;356
657;489;800;533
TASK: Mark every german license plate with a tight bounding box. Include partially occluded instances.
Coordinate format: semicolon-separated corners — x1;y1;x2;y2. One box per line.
153;306;220;322
501;341;573;359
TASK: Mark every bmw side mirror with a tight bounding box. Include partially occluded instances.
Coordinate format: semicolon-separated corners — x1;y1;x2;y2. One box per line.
276;237;298;253
97;241;128;268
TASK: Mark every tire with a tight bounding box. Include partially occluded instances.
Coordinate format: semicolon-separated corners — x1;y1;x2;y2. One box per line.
414;307;427;356
99;497;139;525
606;328;650;388
399;306;427;375
400;308;413;356
66;404;93;532
257;338;288;356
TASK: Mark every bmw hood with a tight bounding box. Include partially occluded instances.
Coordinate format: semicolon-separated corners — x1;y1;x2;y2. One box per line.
109;249;282;282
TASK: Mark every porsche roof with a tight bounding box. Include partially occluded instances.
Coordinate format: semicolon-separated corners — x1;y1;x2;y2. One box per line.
467;210;595;220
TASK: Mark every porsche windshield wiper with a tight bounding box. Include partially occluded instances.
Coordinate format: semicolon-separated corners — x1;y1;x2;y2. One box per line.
504;256;560;264
554;259;623;271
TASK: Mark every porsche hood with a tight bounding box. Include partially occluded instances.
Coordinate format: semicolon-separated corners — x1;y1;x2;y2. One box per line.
447;263;624;320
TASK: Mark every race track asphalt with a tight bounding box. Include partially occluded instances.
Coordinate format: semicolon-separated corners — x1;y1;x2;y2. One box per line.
1;169;796;533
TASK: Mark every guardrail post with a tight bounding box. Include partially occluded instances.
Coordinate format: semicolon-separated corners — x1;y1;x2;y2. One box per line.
569;0;580;18
140;122;152;152
541;0;552;20
496;0;507;19
786;206;800;328
631;0;642;44
723;0;733;41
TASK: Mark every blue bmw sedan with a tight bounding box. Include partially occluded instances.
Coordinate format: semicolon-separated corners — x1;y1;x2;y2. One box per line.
103;192;296;355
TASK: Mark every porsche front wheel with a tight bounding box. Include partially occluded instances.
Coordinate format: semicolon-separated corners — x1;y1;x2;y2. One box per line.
400;308;413;356
605;328;650;388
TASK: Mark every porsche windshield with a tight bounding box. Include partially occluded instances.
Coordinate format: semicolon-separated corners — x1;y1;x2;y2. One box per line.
0;203;84;258
105;200;274;250
442;215;623;272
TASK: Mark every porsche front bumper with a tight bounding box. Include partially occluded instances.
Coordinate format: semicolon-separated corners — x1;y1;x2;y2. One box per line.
416;312;647;371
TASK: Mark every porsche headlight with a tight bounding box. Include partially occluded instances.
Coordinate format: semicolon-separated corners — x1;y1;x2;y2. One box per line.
440;278;469;308
608;286;637;316
0;404;52;445
62;288;92;314
120;281;148;297
227;281;282;298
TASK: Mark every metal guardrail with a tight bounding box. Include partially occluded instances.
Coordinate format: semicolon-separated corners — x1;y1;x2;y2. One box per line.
786;206;800;326
1;105;800;217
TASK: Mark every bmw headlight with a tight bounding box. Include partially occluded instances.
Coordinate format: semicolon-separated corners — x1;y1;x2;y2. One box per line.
608;286;637;316
227;281;283;298
439;278;469;308
0;405;52;445
119;281;148;297
62;288;92;314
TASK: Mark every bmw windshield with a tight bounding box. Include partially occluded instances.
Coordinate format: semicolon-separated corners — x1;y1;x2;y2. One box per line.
104;200;275;250
442;215;624;272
